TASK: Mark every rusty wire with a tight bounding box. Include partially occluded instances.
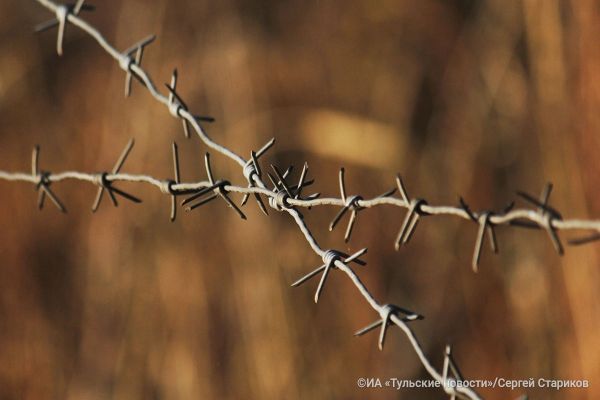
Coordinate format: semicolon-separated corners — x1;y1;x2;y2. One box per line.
3;1;600;398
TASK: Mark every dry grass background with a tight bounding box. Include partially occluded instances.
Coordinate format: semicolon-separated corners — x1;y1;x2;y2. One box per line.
1;0;600;399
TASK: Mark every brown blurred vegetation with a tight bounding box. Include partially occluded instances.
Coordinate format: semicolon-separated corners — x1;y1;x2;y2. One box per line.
1;0;600;399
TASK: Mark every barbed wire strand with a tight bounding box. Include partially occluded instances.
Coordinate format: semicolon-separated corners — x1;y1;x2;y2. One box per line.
5;1;600;397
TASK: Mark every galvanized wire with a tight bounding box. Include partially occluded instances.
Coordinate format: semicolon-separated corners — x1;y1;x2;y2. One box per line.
4;1;600;398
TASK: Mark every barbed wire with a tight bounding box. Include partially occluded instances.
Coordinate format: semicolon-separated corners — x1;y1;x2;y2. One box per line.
3;1;600;398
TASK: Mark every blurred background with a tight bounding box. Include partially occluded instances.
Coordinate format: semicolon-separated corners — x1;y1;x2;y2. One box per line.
1;0;600;398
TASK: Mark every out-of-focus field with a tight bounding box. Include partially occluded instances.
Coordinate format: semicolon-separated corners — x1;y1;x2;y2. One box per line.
1;1;599;399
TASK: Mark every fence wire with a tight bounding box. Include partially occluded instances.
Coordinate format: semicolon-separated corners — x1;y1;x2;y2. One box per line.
3;1;600;398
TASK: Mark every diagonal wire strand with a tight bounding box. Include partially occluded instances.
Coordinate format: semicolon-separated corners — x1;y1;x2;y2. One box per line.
9;2;600;398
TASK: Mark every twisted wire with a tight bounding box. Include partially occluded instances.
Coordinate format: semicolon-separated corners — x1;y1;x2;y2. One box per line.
4;1;600;398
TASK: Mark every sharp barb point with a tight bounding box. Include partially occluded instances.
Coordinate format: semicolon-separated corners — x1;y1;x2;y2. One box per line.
396;174;409;204
569;233;600;246
291;265;326;287
354;320;382;337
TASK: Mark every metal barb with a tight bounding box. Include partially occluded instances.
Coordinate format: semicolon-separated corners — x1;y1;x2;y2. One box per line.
394;178;429;250
241;138;276;215
291;163;316;201
241;150;268;215
354;304;423;351
168;69;178;105
295;162;309;199
569;233;600;246
92;139;141;212
396;174;410;205
291;248;367;303
204;152;215;183
338;168;347;202
395;198;427;250
170;142;180;221
165;71;213;139
329;168;374;242
185;193;218;211
444;345;465;381
165;69;190;138
516;185;562;219
329;195;363;242
123;35;156;97
459;197;477;222
73;0;87;15
256;137;276;158
472;214;491;273
517;183;564;255
30;146;67;213
264;164;316;212
459;198;508;272
270;165;293;197
34;1;95;56
183;153;246;219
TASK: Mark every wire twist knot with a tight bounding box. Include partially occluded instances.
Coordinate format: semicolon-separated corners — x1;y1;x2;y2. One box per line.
329;167;393;243
355;303;423;351
118;54;132;71
36;170;49;187
269;190;291;211
215;180;230;193
34;1;96;56
410;198;428;215
515;183;564;255
160;180;175;196
181;153;246;219
168;99;182;119
97;172;110;188
322;249;343;267
30;145;66;213
291;247;367;303
243;161;258;182
345;195;363;210
91;139;142;212
55;5;67;26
